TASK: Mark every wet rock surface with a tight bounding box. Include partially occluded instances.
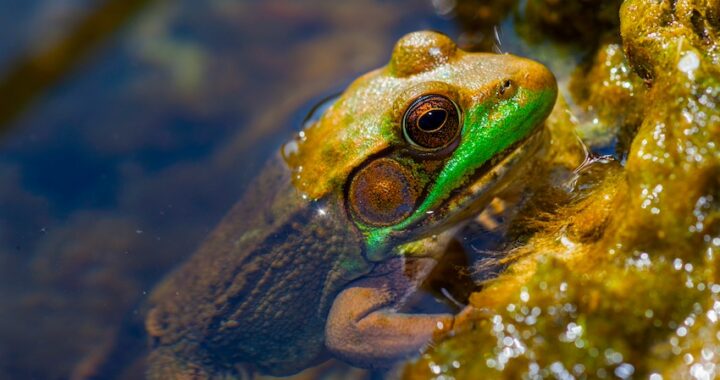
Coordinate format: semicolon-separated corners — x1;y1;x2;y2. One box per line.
405;0;720;378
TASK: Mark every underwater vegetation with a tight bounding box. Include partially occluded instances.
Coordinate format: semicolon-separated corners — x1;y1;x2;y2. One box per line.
405;0;720;378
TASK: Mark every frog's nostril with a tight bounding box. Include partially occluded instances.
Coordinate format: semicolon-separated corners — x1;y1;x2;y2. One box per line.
498;79;515;97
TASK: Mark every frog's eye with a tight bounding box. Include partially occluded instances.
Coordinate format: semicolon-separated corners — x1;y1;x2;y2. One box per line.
403;94;461;150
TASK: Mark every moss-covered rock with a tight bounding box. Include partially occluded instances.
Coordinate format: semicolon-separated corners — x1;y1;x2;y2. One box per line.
405;1;720;378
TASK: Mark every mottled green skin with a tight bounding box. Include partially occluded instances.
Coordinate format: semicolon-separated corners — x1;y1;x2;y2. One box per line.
145;31;557;378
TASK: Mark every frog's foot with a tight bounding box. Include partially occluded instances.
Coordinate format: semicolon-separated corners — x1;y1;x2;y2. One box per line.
325;257;454;369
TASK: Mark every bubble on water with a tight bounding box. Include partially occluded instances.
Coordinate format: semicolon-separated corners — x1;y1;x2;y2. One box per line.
684;315;696;327
573;363;585;376
674;258;684;270
707;309;718;323
678;51;700;79
701;347;714;361
529;362;540;375
684;353;694;365
614;363;634;379
627;252;652;269
520;288;530;303
561;322;583;342
429;362;442;375
690;362;715;380
604;349;623;365
550;362;574;380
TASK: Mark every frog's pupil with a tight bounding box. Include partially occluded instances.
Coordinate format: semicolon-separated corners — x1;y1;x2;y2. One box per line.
418;109;447;132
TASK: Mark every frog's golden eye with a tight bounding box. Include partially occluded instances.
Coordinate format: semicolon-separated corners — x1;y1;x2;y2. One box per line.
403;94;461;150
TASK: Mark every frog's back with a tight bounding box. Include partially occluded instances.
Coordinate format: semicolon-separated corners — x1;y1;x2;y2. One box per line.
145;155;369;377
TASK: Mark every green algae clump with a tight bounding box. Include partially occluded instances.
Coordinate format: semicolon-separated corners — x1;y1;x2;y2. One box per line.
404;1;720;378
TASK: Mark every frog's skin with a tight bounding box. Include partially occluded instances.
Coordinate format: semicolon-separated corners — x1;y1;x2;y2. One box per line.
145;31;556;378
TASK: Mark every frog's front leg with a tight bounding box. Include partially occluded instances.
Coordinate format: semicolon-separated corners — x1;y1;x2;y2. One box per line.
325;256;453;369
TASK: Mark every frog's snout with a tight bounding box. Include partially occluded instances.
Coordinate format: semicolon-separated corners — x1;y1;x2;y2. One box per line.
498;56;558;119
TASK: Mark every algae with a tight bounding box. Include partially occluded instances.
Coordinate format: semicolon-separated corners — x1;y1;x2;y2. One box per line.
405;0;720;378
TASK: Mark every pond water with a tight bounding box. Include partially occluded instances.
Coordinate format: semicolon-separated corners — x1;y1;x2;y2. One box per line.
3;0;718;379
0;1;459;378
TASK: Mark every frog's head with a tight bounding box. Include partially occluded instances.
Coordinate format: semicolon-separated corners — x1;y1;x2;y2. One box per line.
284;31;556;262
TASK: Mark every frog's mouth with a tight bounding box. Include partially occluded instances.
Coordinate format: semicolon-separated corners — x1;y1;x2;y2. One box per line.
417;127;547;238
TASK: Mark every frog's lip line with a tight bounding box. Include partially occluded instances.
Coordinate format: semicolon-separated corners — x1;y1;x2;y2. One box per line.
415;127;545;238
396;224;463;259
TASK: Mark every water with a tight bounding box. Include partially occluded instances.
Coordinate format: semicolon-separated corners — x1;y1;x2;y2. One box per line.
0;1;460;378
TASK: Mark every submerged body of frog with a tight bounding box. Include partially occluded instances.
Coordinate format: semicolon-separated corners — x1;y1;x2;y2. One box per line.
145;31;557;378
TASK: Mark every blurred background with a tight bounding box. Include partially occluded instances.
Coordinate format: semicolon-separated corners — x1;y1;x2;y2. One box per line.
0;0;621;378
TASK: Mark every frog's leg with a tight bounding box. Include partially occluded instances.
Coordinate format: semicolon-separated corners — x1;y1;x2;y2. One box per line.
325;256;454;369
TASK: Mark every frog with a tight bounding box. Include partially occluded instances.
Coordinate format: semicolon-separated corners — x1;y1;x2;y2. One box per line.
144;31;557;379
